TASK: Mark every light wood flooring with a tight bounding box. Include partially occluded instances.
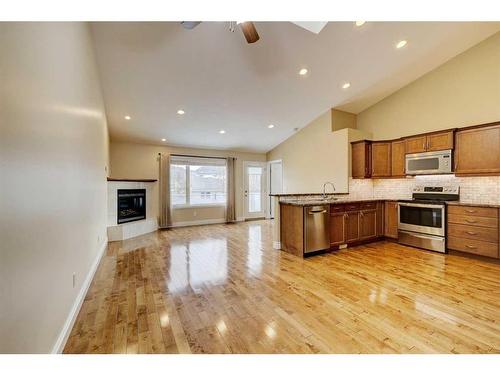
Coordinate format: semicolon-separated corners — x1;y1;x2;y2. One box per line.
64;220;500;354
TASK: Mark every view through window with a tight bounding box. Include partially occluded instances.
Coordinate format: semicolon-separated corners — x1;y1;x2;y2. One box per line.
170;156;227;206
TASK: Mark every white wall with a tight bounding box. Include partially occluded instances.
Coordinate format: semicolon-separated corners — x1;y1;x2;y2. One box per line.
357;32;500;139
0;23;109;353
109;141;266;223
266;110;371;194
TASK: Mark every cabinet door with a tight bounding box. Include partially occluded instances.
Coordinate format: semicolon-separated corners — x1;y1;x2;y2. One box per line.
371;142;392;177
360;210;377;239
405;135;427;154
455;124;500;175
344;212;360;243
427;131;454;151
330;213;345;246
376;202;384;236
352;141;371;178
384;201;399;239
391;140;406;177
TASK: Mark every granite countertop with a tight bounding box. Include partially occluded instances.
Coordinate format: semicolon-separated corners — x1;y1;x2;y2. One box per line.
446;201;500;208
280;198;500;208
280;198;385;206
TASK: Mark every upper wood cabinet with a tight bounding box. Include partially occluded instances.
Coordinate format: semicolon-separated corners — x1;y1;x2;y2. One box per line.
391;140;406;177
405;130;454;154
455;123;500;175
351;141;371;179
371;142;392;177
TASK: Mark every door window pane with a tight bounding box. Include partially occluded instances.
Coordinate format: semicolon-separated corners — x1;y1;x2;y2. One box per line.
170;165;187;205
190;165;226;205
248;167;262;213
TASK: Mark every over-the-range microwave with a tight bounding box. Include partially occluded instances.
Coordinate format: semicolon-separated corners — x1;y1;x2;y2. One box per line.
405;149;452;175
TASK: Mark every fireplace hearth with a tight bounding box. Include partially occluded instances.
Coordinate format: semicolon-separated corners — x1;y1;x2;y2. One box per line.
117;189;146;224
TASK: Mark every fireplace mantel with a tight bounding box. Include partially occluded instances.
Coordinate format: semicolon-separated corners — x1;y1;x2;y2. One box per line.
107;177;157;182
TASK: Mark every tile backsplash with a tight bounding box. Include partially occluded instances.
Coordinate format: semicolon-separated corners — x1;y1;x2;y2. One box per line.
347;175;500;205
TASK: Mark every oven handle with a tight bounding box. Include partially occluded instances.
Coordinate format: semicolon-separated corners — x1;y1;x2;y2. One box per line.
398;202;445;209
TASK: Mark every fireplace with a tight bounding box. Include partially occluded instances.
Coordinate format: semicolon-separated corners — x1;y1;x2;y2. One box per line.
117;189;146;224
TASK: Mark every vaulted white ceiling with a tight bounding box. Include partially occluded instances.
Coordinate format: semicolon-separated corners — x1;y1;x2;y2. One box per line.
90;22;500;153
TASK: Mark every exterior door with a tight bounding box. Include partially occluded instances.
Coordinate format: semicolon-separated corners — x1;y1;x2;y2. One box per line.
268;160;283;218
244;161;267;219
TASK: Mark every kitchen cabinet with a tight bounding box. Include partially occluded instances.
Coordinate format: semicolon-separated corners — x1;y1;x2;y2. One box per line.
454;123;500;175
371;142;392;177
405;130;454;154
384;201;398;239
329;212;345;246
391;140;406;177
360;209;377;239
447;205;499;258
351;141;371;179
344;211;360;243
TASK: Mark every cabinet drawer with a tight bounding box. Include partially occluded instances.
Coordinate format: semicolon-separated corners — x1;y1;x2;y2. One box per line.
447;214;498;228
448;205;498;218
360;202;377;210
330;204;345;213
448;223;498;243
447;236;498;258
345;203;361;211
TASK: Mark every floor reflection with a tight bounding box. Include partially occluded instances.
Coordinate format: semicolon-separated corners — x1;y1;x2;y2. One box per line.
246;224;263;275
167;238;228;293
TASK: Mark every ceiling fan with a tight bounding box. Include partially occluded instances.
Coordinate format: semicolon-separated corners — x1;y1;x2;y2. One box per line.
180;21;328;44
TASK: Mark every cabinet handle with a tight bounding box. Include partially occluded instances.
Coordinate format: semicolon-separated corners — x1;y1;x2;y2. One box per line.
466;231;478;236
465;210;477;213
465;219;477;223
466;245;477;249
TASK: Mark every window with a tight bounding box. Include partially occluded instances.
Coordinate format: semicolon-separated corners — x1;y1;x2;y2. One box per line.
170;156;227;207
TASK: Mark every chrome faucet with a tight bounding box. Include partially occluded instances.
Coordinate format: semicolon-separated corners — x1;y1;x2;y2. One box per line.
322;182;336;200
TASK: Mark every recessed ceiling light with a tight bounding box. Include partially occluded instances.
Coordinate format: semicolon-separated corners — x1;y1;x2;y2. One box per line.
161;138;166;142
177;109;185;115
124;115;131;120
268;124;275;129
219;130;226;134
396;40;408;49
342;82;351;89
355;21;366;27
299;68;308;76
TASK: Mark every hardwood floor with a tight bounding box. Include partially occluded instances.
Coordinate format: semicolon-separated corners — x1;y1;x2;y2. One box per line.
63;220;500;354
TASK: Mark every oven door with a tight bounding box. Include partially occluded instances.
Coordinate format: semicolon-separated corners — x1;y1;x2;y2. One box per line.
398;202;445;236
405;150;452;175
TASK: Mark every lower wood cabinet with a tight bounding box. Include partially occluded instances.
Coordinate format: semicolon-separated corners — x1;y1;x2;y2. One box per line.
384;201;399;239
447;205;499;258
329;202;382;247
360;209;377;239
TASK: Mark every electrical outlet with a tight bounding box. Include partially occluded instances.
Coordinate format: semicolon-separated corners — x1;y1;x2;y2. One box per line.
193;211;197;217
72;273;76;288
97;235;100;244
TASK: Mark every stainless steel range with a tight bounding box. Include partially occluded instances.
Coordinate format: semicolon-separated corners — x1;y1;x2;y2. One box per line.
398;185;459;253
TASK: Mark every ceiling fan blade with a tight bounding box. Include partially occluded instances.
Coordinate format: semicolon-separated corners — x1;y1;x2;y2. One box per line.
291;21;328;34
239;22;260;44
181;21;201;30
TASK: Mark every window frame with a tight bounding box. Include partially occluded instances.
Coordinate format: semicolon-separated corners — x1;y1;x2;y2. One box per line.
170;158;227;209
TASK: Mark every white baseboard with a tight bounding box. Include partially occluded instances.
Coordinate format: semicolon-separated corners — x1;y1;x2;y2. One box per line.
51;236;108;354
273;241;281;249
170;218;227;228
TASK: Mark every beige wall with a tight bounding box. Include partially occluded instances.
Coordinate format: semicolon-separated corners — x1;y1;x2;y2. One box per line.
357;32;500;139
109;142;266;223
266;110;371;194
0;23;109;353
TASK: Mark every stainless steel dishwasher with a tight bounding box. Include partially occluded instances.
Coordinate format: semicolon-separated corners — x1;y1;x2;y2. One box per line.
304;205;330;254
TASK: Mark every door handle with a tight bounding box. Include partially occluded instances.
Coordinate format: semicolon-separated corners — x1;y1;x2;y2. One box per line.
309;210;327;214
